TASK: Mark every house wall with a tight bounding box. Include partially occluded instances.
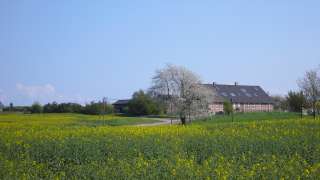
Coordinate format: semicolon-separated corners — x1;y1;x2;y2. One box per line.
209;103;273;113
113;104;128;113
208;103;224;113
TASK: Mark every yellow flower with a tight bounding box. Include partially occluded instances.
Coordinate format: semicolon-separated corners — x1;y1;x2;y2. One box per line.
172;169;176;176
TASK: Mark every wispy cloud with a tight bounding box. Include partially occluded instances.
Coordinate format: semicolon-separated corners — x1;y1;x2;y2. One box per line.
16;83;56;99
15;83;92;105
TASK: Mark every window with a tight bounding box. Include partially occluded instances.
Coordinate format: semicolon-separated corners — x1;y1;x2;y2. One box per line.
230;93;236;97
221;92;228;97
245;93;252;97
240;88;247;93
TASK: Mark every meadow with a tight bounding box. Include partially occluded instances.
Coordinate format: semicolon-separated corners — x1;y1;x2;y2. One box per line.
0;113;319;179
0;113;160;127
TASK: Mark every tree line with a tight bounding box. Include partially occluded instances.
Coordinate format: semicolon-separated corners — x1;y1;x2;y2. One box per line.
28;101;114;115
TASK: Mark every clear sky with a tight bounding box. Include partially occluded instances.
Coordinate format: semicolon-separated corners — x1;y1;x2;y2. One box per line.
1;0;319;105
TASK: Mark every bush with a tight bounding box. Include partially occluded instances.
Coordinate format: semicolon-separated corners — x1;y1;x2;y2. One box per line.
223;101;233;115
30;102;42;114
43;102;82;113
82;102;113;115
128;90;161;116
286;91;306;112
38;101;114;115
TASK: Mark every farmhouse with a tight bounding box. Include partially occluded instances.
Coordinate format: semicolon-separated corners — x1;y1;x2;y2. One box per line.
113;99;130;113
204;82;274;113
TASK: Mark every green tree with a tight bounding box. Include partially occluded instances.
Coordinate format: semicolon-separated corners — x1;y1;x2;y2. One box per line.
286;91;306;113
223;100;233;115
82;101;103;115
271;95;288;111
105;104;114;114
43;102;59;113
43;102;83;113
128;90;160;116
30;102;42;113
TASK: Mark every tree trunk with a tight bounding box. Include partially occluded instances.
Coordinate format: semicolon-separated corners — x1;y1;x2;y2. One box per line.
313;102;316;120
180;115;186;125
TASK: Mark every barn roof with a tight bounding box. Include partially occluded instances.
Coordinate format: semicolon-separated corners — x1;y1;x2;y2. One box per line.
203;83;274;104
112;99;130;105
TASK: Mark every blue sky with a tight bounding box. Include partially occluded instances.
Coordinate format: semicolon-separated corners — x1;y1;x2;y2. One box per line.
1;0;319;105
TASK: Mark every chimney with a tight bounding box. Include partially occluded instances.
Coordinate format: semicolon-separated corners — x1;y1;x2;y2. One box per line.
234;82;238;86
212;82;216;87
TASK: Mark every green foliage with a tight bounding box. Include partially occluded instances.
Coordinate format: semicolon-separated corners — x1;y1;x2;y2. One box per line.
43;102;82;113
105;104;114;114
122;106;129;114
286;91;306;112
223;101;233;115
0;113;319;179
82;102;104;115
128;90;161;116
30;102;42;114
42;102;113;115
43;102;59;113
271;95;288;111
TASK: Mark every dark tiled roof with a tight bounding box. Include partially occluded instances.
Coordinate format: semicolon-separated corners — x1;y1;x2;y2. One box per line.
203;84;274;104
112;100;130;105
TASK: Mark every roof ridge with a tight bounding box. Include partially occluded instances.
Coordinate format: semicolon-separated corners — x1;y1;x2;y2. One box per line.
203;83;260;87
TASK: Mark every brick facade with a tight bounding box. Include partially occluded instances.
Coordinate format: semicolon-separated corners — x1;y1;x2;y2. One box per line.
204;83;274;114
209;103;274;114
208;103;224;113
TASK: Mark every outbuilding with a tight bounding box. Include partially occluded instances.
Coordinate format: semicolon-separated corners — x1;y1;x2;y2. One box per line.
112;99;130;113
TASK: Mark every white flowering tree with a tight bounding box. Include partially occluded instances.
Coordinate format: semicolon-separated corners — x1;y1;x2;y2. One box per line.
298;68;320;119
150;64;213;125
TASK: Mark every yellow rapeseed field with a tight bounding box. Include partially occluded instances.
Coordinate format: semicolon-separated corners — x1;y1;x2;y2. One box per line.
0;113;319;179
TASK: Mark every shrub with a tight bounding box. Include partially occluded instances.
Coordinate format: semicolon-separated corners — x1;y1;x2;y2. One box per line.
128;90;161;116
30;102;42;113
286;91;306;112
223;100;233;115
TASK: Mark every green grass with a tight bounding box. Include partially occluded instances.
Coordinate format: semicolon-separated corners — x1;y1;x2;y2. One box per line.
0;112;319;179
195;112;305;124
